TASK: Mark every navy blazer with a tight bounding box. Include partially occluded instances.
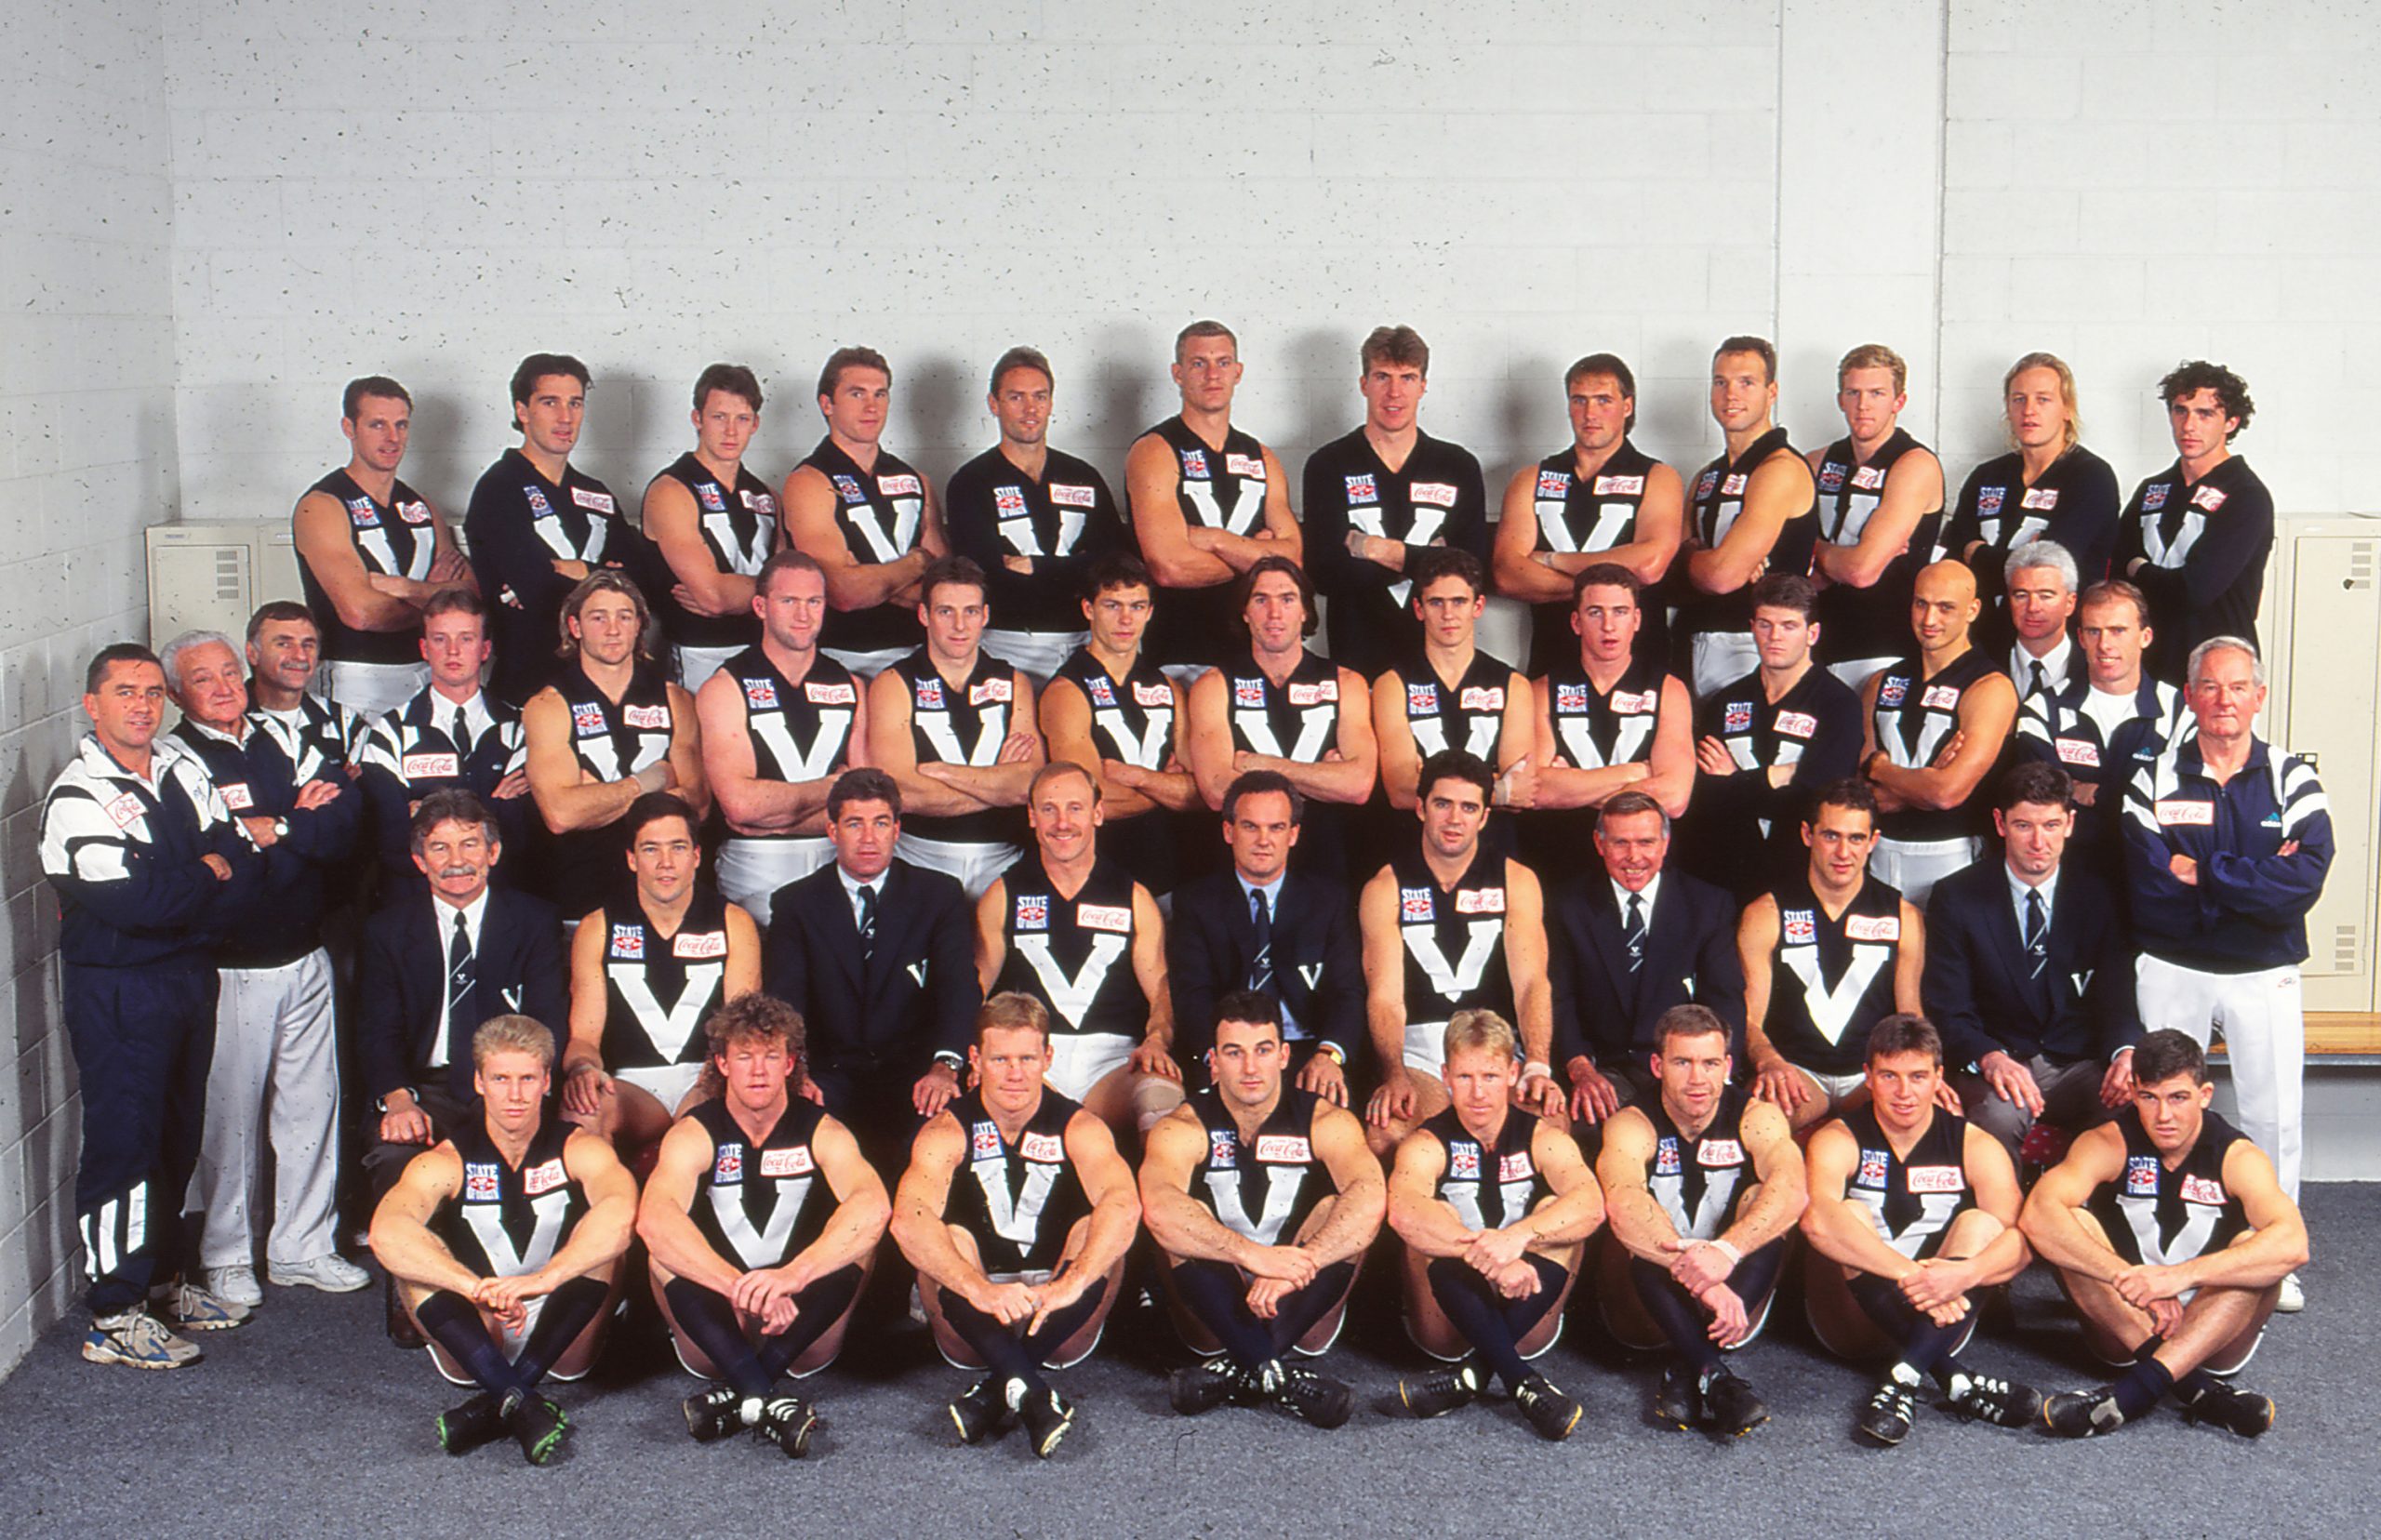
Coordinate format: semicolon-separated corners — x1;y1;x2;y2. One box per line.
1922;856;2142;1071
357;885;567;1101
1548;868;1746;1069
763;858;978;1077
1169;868;1364;1069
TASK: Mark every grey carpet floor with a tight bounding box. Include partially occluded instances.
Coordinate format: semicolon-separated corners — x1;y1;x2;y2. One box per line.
2;1185;2369;1539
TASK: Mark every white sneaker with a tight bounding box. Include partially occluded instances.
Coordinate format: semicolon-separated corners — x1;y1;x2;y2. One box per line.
269;1254;372;1294
206;1266;264;1308
2276;1272;2305;1313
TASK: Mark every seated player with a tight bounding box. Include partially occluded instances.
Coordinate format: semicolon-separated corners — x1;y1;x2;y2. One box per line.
368;1016;637;1465
1801;1015;2042;1446
1386;1011;1603;1441
890;994;1143;1458
561;792;760;1151
637;995;890;1458
2021;1029;2308;1440
1139;990;1386;1426
1740;779;1926;1132
1595;1005;1805;1438
1361;751;1559;1156
976;762;1181;1138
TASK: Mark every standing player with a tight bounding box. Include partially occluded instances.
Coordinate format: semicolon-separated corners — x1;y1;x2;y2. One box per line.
1360;753;1559;1156
946;347;1125;682
1524;564;1695;870
2022;1030;2307;1439
1139;992;1384;1426
1683;574;1864;899
2114;362;2274;686
466;353;659;706
645;364;781;688
1807;344;1945;691
370;1016;636;1464
1675;337;1820;697
1183;557;1378;884
784;346;948;676
2015;578;2183;876
293;376;472;715
1943;352;2121;648
521;573;707;910
638;994;889;1456
1302;325;1490;677
1595;1005;1804;1437
867;556;1043;897
1371;549;1535;826
1802;1015;2042;1446
1387;1011;1603;1440
1041;555;1198;898
1740;781;1926;1132
1858;561;2019;905
1495;352;1683;672
891;994;1143;1458
358;591;534;891
561;792;758;1149
976;763;1181;1138
2002;541;2081;703
1126;320;1303;674
698;551;867;925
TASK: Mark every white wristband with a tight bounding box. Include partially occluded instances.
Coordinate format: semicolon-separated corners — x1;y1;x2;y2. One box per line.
1523;1060;1552;1082
1708;1239;1742;1268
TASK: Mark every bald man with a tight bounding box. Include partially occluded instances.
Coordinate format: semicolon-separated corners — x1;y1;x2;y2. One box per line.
1856;563;2018;905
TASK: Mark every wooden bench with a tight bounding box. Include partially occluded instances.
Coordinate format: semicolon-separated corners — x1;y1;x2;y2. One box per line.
2205;1014;2381;1068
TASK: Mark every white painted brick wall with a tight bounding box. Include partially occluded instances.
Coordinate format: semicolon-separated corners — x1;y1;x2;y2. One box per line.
5;0;2380;1378
0;0;179;1377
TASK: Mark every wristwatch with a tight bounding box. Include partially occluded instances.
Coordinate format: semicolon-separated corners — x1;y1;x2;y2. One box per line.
932;1051;965;1072
374;1088;416;1115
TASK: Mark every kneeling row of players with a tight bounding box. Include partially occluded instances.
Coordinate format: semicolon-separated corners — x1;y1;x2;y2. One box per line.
369;995;2304;1465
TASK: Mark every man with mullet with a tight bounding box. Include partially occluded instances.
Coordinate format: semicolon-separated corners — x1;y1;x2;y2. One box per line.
1944;352;2121;648
1140;990;1383;1427
645;363;782;688
784;345;949;676
293;375;472;715
1304;325;1490;677
698;550;868;925
1127;319;1302;675
1495;352;1684;672
1858;560;2019;905
1806;343;1946;691
893;994;1142;1459
1184;556;1377;884
1675;336;1820;697
1596;1004;1804;1439
639;994;888;1458
522;572;707;910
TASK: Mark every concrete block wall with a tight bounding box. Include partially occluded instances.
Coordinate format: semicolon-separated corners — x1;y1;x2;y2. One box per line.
4;0;2377;1378
0;0;180;1371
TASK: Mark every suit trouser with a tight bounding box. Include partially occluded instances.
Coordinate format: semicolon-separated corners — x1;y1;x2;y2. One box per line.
63;959;218;1315
1953;1053;2112;1159
190;949;342;1270
2136;952;2305;1200
811;1061;931;1178
362;1081;479;1205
